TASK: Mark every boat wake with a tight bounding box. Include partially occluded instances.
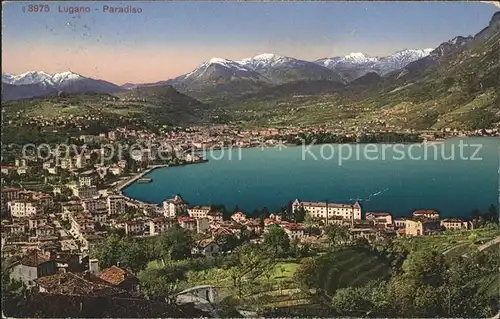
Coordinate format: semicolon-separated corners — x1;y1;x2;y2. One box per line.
349;188;389;203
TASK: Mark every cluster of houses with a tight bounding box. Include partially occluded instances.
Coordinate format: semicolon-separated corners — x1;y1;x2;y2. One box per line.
0;183;475;308
1;186;130;257
291;199;471;241
8;248;139;298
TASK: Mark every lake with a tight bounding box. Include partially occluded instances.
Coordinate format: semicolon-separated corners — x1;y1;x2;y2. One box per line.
123;137;500;218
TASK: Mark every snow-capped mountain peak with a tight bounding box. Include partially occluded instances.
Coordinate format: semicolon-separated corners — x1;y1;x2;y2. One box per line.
252;53;280;60
2;71;54;86
346;52;366;58
314;47;435;80
2;71;86;86
2;70;122;100
342;52;377;63
237;53;300;71
199;57;250;71
207;57;232;64
51;71;84;84
181;57;261;82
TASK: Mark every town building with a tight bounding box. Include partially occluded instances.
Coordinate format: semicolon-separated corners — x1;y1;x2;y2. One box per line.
28;215;48;230
125;220;148;236
1;188;21;208
74;155;86;169
142;204;164;217
9;250;57;288
405;218;441;236
188;206;211;219
149;217;176;236
107;196;126;215
15;158;28;167
33;193;53;207
60;158;74;170
412;209;440;220
91;210;108;224
79;170;98;187
1;222;26;236
365;212;393;228
292;199;362;221
349;226;387;243
231;211;247;223
97;266;139;292
281;223;305;240
61;201;85;220
440;219;470;230
81;233;105;253
192;239;220;257
178;216;197;231
207;211;224;223
69;212;95;240
8;200;41;218
34;272;126;297
394;218;407;229
82;198;107;214
36;225;56;237
196;217;211;234
163;195;188;218
73;185;99;199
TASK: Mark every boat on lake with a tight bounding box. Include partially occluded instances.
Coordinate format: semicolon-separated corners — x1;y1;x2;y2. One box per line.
422;138;446;145
136;178;153;183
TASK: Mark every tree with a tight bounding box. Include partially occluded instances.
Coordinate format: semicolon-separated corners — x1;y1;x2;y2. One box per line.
214;233;240;253
229;244;274;298
324;224;350;248
138;267;179;301
155;226;194;262
293;257;320;291
487;204;498;223
96;235;122;268
119;239;148;272
303;214;318;236
293;207;306;223
278;201;293;221
332;287;372;316
263;224;290;256
402;250;447;287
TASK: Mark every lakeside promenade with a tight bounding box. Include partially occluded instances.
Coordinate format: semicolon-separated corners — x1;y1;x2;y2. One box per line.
116;159;209;207
116;164;170;192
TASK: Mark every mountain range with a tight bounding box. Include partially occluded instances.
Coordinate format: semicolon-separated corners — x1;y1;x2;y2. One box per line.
315;49;434;81
2;11;499;131
2;49;434;101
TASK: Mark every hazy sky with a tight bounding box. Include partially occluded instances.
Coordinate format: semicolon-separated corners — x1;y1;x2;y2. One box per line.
2;1;498;84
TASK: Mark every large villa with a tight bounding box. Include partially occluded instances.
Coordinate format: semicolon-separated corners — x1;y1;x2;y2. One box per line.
292;199;362;221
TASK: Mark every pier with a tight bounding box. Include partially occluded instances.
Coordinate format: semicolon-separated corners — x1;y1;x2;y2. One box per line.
116;164;169;192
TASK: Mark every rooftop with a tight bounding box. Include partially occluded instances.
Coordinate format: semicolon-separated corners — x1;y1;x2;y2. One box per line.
18;249;52;267
295;200;359;209
178;216;196;223
366;212;392;217
35;272;125;297
97;266;136;286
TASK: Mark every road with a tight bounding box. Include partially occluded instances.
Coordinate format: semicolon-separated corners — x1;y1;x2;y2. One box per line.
478;235;500;252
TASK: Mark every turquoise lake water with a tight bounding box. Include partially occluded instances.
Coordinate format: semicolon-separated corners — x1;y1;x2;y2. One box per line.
123;137;500;218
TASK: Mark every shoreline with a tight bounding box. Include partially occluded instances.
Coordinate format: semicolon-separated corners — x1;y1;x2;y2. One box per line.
190;136;494;153
117;136;497;214
117;160;209;206
116;164;170;192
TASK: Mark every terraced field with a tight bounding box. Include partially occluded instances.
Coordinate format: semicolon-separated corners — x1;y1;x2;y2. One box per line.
393;226;500;259
317;248;391;295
